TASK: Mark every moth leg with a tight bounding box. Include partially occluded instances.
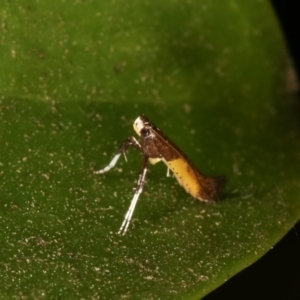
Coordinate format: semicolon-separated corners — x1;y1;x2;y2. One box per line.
94;136;141;174
123;152;128;162
118;156;149;235
166;167;170;177
166;167;174;177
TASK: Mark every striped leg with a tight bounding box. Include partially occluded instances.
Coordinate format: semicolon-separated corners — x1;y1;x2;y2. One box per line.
118;156;149;235
94;136;141;174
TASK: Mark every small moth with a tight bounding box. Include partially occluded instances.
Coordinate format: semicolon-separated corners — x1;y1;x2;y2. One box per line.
95;115;225;235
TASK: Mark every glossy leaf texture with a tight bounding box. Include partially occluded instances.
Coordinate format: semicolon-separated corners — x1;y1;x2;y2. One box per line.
0;1;299;299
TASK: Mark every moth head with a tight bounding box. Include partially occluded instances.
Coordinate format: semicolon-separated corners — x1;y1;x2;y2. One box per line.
133;115;151;137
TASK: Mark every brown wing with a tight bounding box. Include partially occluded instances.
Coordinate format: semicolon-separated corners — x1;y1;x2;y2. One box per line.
140;117;225;201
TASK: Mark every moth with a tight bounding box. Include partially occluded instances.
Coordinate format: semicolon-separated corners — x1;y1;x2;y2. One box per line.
95;115;225;235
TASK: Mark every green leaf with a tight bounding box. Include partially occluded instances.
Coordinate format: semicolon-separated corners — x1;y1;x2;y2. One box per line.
1;0;299;299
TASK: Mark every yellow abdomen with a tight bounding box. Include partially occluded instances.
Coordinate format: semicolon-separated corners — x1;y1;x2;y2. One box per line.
163;158;203;200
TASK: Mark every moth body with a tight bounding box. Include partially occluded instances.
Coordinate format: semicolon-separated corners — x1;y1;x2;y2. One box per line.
95;115;225;234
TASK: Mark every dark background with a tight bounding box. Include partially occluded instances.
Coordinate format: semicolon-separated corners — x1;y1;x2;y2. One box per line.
204;1;300;299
